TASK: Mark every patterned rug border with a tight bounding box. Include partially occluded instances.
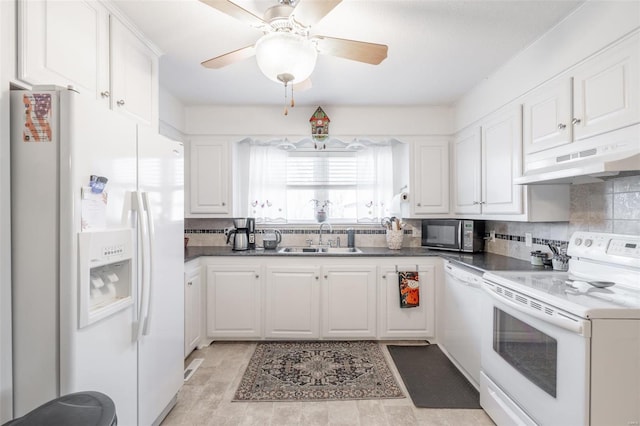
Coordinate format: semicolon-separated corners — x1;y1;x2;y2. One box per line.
233;341;405;402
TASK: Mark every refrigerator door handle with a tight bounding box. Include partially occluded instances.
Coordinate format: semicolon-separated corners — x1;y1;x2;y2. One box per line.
133;190;150;342
141;191;155;336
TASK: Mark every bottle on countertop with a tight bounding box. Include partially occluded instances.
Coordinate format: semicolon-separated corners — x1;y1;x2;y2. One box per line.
347;228;355;248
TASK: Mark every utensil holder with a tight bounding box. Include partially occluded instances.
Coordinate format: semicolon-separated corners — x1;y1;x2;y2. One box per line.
386;229;403;250
552;257;569;271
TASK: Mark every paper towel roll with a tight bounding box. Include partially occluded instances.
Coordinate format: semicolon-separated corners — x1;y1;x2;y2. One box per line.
389;192;409;216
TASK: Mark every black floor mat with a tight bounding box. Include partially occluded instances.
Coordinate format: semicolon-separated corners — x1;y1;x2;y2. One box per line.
387;344;481;409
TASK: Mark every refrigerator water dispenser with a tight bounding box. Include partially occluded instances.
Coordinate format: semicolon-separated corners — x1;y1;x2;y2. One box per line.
78;229;134;328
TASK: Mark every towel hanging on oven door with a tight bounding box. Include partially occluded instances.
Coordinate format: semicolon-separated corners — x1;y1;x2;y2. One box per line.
398;270;420;308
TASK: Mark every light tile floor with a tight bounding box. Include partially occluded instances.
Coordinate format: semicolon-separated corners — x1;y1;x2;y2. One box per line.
161;342;495;426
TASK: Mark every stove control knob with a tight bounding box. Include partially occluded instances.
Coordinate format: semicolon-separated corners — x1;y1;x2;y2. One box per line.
574;238;583;246
584;239;593;247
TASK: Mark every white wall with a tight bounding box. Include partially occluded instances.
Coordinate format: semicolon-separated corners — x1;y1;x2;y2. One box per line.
0;0;15;421
454;0;640;130
159;86;186;141
185;105;453;137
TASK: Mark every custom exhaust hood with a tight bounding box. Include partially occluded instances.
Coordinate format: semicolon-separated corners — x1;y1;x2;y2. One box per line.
515;124;640;185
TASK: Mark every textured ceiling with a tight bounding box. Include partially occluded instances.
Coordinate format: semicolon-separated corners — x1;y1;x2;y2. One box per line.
114;0;583;107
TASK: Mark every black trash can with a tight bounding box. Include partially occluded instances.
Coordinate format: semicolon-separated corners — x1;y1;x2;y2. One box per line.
3;391;117;426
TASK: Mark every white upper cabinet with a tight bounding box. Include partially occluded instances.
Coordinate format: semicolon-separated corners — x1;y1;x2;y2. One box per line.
523;33;639;159
572;34;639;141
452;126;482;215
453;105;523;216
18;0;158;126
453;106;567;221
187;138;231;216
481;106;523;215
109;16;158;125
523;77;573;155
410;139;450;215
18;0;109;100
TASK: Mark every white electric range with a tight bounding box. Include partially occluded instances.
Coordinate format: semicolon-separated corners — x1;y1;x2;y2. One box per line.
480;231;640;426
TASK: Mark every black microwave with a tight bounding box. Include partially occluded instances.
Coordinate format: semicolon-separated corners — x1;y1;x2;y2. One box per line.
421;219;485;252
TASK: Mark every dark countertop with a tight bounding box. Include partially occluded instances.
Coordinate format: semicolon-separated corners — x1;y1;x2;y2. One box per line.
185;246;547;273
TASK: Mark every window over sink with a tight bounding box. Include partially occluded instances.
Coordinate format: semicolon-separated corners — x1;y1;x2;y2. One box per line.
236;138;399;224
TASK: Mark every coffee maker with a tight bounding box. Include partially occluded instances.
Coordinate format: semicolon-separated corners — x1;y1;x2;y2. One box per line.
227;218;255;251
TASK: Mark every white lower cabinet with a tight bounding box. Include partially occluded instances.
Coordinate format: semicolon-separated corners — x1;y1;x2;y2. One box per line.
264;265;321;339
321;265;377;339
377;260;437;339
206;263;262;339
184;260;202;358
202;256;440;341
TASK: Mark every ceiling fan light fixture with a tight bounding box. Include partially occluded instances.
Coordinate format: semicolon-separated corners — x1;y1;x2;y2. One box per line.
255;32;317;83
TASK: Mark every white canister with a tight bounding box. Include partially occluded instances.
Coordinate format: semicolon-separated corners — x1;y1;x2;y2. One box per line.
386;229;403;250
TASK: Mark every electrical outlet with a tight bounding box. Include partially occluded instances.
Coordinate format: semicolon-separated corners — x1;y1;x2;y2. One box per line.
525;232;533;247
489;230;495;242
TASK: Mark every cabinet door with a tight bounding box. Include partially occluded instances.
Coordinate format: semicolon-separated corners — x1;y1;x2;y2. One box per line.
481;106;523;215
206;265;262;338
523;77;573;155
189;139;231;215
411;139;450;214
184;269;202;357
321;265;376;338
18;0;109;102
573;35;640;141
452;127;481;214
265;266;320;339
109;16;157;125
378;264;435;339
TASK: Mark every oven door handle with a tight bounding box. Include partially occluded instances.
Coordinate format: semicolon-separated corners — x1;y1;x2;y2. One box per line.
483;285;587;335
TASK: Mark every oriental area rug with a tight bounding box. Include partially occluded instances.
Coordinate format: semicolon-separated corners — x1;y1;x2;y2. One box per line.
233;341;405;402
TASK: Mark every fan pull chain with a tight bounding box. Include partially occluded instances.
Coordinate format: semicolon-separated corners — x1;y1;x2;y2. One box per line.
290;84;295;108
283;82;288;116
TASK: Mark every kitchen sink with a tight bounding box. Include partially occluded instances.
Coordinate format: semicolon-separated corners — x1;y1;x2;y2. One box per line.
278;247;363;254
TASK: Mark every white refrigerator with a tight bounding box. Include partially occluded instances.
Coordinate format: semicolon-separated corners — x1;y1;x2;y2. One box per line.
10;87;184;425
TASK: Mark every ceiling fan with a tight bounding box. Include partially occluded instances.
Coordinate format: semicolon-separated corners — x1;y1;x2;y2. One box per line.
199;0;388;92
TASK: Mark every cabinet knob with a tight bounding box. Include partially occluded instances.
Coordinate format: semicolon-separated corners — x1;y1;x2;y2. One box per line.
324;275;328;279
557;123;566;130
315;276;319;280
116;99;125;106
255;274;259;279
572;118;581;125
416;203;421;207
187;281;192;286
222;202;226;206
473;201;480;205
100;91;110;98
382;275;386;279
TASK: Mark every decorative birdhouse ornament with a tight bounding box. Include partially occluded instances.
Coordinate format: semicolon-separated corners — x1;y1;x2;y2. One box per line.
309;107;330;149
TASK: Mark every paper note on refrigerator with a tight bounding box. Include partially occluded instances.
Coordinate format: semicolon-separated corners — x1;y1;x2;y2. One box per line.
81;186;108;230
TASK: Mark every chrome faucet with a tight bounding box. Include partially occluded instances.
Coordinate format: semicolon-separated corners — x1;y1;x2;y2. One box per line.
318;222;333;246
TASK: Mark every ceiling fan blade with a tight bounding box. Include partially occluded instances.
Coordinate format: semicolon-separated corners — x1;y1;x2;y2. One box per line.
312;36;388;65
198;0;266;27
293;78;312;92
201;45;256;69
291;0;342;27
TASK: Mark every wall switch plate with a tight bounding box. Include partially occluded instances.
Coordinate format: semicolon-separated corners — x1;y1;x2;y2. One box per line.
489;230;495;242
525;232;533;247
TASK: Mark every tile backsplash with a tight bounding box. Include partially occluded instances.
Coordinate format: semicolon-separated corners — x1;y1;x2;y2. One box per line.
185;175;640;261
185;219;423;249
486;175;640;261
